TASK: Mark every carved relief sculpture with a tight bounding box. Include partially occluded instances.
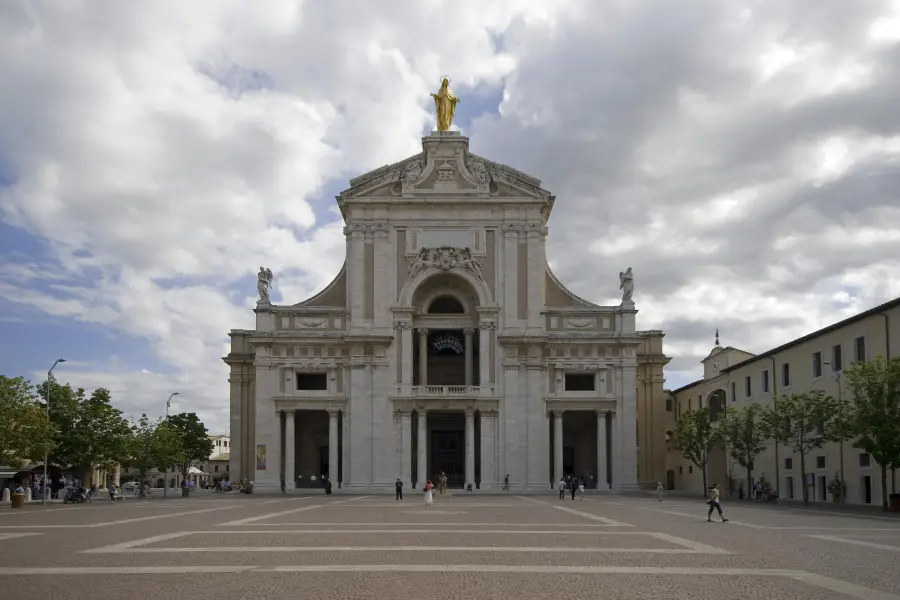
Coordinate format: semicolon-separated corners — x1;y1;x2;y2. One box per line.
430;77;460;131
403;159;423;185
435;162;456;183
257;267;274;303
407;246;484;279
619;267;634;303
467;156;491;185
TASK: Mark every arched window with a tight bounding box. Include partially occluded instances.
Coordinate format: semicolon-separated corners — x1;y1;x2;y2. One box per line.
428;295;465;314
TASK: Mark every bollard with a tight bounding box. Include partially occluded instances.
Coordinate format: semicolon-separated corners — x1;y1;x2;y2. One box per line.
2;488;9;503
25;488;32;502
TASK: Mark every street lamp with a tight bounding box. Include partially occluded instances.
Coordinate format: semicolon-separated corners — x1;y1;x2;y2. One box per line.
825;360;846;504
42;358;66;506
165;392;179;418
163;392;178;498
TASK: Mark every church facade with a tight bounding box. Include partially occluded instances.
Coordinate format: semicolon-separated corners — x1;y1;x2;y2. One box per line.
224;130;670;493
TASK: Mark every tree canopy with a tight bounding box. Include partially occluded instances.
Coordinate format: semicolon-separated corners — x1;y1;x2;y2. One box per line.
0;376;57;468
844;356;900;510
124;415;183;495
721;404;768;493
671;407;722;492
166;412;214;483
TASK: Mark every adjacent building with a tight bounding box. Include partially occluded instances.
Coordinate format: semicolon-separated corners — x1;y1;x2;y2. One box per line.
666;297;900;506
224;130;671;493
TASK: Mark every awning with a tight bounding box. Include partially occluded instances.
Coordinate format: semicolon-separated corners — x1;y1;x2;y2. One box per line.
0;471;20;478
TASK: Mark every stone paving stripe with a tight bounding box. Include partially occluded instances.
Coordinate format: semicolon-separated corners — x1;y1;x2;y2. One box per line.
218;496;368;526
643;532;733;553
83;531;193;553
0;532;42;540
219;522;626;527
0;505;244;529
515;497;634;527
182;529;657;535
328;502;528;507
1;563;898;597
87;545;720;554
805;534;900;552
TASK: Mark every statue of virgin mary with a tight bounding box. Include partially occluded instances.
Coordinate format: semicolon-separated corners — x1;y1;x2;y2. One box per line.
430;77;460;131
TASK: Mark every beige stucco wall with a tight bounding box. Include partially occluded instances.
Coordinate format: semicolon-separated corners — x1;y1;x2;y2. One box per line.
667;301;900;505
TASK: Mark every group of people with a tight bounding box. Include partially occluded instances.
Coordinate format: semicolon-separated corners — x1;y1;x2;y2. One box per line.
557;476;586;500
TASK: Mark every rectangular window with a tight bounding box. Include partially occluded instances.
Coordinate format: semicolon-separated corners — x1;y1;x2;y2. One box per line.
730;382;736;402
816;456;826;469
859;453;871;467
665;398;673;412
812;351;822;378
564;373;595;391
854;336;866;363
785;458;793;470
762;370;770;393
781;363;791;387
744;376;751;397
831;344;842;372
296;372;328;391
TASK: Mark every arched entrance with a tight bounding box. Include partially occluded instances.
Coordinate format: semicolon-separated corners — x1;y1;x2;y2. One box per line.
406;271;484;488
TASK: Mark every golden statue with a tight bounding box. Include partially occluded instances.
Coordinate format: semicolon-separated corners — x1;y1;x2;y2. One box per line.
431;77;460;131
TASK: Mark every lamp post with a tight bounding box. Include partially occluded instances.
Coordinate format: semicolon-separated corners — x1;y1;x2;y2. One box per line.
163;392;178;498
42;358;66;506
825;361;846;504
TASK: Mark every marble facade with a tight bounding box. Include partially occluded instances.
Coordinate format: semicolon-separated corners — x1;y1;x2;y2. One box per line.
224;131;670;493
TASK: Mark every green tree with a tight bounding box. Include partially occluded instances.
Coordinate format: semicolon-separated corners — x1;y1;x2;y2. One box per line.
844;356;900;511
38;381;132;481
0;376;58;468
761;391;846;505
124;415;183;497
671;407;722;493
165;412;214;496
721;404;769;497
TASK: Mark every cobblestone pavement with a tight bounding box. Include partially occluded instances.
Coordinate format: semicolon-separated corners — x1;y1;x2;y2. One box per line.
2;492;900;599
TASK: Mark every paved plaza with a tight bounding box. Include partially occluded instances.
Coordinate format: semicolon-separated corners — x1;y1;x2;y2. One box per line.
1;493;900;599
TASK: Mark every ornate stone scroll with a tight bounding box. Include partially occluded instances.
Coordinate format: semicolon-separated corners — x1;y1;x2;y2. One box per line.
407;246;484;279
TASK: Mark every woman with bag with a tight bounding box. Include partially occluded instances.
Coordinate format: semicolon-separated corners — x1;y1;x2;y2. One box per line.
424;480;435;506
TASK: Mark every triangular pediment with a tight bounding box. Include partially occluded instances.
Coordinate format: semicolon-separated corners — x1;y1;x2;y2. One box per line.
338;133;553;203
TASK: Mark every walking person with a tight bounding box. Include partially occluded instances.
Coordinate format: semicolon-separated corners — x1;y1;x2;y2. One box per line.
656;481;664;501
570;477;578;500
107;483;117;503
424;480;434;506
706;483;729;523
395;478;403;501
557;477;566;500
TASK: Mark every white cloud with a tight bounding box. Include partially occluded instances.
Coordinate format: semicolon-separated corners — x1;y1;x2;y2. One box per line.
2;0;900;432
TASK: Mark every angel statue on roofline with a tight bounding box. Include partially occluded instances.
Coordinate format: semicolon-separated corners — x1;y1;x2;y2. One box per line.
619;267;634;303
257;267;274;303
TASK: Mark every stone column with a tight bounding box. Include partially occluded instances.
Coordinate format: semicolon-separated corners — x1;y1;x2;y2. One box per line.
620;364;639;490
400;410;413;487
417;410;428;485
465;409;476;489
328;409;339;482
553;410;564;482
341;409;349;486
597;410;608;490
417;328;429;387
464;328;475;387
284;410;296;489
114;464;121;487
480;410;495;489
610;411;618;489
401;323;413;389
478;323;491;390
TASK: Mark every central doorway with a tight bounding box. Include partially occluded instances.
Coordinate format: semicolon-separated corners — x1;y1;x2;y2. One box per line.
428;411;465;488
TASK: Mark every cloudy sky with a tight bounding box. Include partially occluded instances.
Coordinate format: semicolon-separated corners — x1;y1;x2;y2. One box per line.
2;1;900;433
